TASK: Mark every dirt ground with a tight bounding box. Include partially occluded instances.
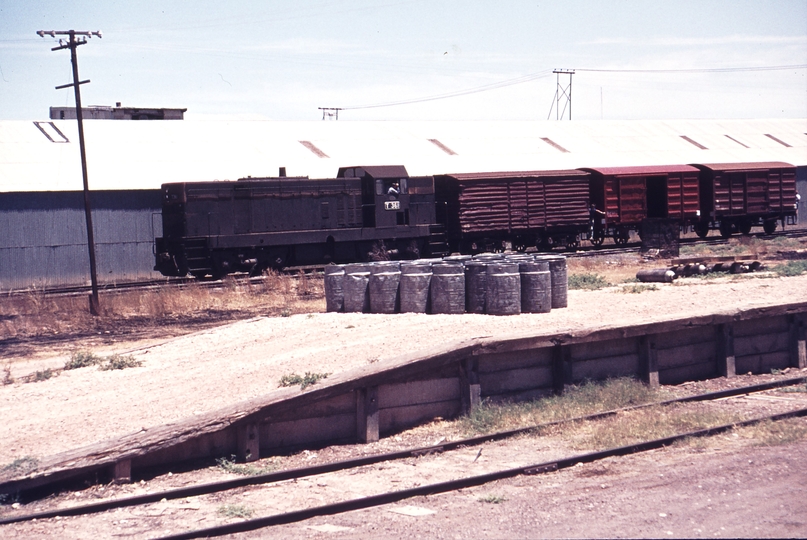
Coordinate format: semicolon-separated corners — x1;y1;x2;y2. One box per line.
1;252;807;538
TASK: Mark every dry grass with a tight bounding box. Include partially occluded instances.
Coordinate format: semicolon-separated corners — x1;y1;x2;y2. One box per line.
567;255;641;284
458;378;663;436
561;404;742;450
0;272;326;360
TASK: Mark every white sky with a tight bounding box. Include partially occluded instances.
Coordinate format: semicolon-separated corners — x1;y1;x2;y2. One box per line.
1;0;806;121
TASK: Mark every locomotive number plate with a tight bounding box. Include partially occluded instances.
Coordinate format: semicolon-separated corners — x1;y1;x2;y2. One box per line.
384;200;401;210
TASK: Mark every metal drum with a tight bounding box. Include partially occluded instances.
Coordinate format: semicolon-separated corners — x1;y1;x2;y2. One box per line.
518;261;551;313
343;263;371;313
324;264;345;312
485;262;521;315
399;262;432;313
537;255;568;309
463;260;487;314
369;262;401;314
430;262;465;314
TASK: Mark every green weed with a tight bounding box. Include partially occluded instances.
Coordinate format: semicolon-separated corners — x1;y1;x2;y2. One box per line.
99;355;143;371
770;260;807;277
217;504;254;519
279;371;329;390
34;369;54;382
64;351;101;370
216;456;274;476
478;494;507;504
3;456;39;474
568;273;610;290
619;284;658;294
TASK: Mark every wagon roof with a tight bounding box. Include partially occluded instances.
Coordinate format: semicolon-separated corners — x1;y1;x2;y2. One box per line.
438;169;589;181
580;164;700;176
692;161;795;172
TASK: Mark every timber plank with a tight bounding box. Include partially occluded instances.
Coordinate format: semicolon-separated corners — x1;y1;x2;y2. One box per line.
570;338;638;362
572;353;640;382
734;332;789;358
380;400;460;435
659;361;717;386
378;378;460;409
734;315;789;337
478;366;553;395
261;413;356;450
656;342;716;370
735;351;791;375
654;326;715;350
477;348;552;373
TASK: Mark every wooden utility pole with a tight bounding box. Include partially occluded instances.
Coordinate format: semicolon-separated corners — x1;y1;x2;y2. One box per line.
37;30;103;314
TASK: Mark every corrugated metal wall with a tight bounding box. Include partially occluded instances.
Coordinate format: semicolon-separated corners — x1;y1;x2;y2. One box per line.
0;190;162;291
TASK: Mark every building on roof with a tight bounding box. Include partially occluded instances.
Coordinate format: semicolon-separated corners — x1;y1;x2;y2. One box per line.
0;118;805;291
49;103;186;121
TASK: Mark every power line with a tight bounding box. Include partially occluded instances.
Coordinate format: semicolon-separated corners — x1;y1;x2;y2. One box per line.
577;64;807;73
340;69;554;111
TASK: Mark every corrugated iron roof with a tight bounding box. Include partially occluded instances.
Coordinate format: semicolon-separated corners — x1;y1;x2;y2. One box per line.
1;118;804;193
582;164;700;176
440;170;589;181
693;161;795;172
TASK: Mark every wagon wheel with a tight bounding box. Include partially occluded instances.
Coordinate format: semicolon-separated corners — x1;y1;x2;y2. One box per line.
613;228;630;246
694;222;710;239
567;236;580;249
590;229;605;247
719;221;733;238
763;220;777;235
738;219;753;235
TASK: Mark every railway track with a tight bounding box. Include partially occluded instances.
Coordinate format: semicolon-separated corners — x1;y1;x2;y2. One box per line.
6;228;806;298
2;376;805;536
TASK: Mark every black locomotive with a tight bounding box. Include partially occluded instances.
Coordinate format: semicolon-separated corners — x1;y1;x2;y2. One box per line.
154;161;798;279
155;166;448;278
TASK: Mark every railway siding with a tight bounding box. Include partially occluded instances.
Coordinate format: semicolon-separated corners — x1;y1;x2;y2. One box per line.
1;301;805;499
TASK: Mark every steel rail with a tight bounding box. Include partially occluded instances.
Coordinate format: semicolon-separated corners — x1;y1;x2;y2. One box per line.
6;229;805;297
1;376;803;526
156;407;807;540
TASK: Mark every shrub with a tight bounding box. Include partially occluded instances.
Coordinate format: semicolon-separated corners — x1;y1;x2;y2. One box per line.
64;351;100;370
568;273;610;290
99;355;143;371
279;371;330;390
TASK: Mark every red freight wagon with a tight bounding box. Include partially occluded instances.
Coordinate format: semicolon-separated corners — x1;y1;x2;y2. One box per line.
582;165;700;245
692;162;797;237
434;170;591;253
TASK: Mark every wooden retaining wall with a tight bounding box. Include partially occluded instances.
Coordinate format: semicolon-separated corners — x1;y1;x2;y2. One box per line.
2;302;806;496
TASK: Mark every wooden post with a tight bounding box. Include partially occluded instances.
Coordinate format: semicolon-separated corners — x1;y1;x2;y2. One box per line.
552;343;570;394
236;422;260;463
789;314;807;369
459;357;481;415
639;335;659;388
112;459;131;484
356;386;379;443
716;323;736;378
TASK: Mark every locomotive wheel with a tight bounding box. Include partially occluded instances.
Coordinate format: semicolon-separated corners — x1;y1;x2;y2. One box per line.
694;222;710;239
719;221;733;238
739;219;753;235
763;220;777;235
